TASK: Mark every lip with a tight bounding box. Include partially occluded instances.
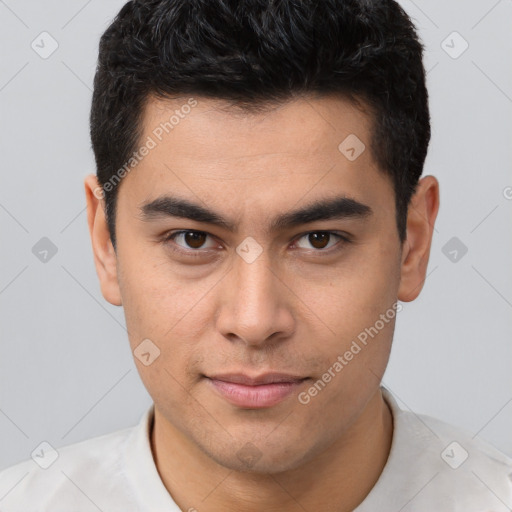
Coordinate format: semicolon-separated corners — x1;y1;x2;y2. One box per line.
205;373;308;409
209;372;306;386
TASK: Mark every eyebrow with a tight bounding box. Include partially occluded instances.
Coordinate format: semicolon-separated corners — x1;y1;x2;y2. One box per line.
140;194;373;233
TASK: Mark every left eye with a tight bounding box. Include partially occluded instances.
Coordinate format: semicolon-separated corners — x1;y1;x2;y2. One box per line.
294;232;344;250
169;231;218;250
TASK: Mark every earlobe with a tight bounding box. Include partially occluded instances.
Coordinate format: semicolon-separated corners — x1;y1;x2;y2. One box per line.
84;174;122;306
397;175;440;302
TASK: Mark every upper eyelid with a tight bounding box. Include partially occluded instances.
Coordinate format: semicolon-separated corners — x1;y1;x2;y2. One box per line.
291;231;348;250
167;230;219;247
293;230;349;240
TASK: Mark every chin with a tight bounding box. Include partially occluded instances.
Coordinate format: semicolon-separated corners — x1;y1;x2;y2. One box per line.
200;434;320;475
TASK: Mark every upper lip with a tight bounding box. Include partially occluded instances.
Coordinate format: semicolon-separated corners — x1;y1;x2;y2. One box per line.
207;373;307;386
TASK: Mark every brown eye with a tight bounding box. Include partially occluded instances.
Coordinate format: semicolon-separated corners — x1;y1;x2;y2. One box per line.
166;230;217;251
308;232;330;249
184;231;207;249
294;231;348;251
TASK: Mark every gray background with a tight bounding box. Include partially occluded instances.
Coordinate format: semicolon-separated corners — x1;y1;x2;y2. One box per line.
1;0;511;471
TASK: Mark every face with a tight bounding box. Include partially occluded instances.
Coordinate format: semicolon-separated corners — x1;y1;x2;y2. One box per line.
90;94;410;473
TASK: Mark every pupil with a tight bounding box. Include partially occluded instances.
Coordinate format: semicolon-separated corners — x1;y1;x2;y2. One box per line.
185;232;206;248
309;232;329;249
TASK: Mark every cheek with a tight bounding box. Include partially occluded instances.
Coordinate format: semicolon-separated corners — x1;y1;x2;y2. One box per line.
287;242;400;403
118;243;211;338
119;272;210;415
117;252;221;389
292;242;400;341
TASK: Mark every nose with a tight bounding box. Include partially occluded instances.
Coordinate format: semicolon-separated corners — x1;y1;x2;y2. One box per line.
215;248;296;347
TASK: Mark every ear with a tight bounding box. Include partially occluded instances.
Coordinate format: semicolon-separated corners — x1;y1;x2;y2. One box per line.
398;175;440;302
84;174;122;306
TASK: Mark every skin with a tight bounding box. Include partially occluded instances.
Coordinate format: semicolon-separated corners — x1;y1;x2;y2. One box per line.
85;94;439;512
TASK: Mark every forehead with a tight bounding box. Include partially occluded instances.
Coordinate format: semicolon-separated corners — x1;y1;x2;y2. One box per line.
118;94;395;223
142;93;373;168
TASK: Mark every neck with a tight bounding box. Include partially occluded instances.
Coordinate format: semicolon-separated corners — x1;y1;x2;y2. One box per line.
151;388;393;512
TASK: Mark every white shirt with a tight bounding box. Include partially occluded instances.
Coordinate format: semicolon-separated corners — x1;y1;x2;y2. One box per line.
1;387;511;511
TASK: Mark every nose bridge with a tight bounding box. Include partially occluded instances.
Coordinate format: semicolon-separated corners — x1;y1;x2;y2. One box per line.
216;248;294;345
236;251;274;311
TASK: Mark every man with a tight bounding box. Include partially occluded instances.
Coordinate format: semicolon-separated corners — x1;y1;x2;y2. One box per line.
1;0;511;510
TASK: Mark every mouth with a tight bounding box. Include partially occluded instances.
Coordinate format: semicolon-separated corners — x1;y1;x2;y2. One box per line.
204;372;309;409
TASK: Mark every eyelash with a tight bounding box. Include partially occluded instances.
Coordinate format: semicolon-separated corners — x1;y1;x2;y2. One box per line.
161;229;352;258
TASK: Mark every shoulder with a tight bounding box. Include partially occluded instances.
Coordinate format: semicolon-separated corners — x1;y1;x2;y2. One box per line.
370;388;512;511
0;424;136;512
417;411;511;510
419;410;512;467
402;402;512;477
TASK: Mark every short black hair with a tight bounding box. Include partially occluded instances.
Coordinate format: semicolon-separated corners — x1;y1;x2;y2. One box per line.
90;0;430;248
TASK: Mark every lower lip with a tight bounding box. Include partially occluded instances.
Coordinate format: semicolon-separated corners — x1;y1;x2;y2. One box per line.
207;378;307;408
